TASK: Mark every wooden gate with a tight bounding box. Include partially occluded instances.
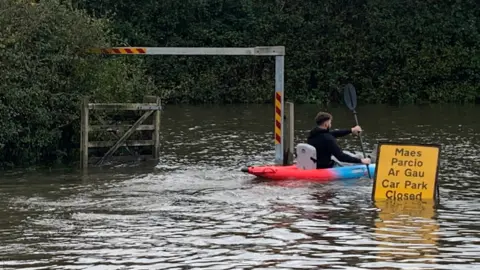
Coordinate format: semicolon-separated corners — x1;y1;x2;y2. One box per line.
80;96;162;169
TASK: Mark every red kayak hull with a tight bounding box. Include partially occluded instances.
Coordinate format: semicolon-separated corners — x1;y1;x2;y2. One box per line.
242;164;376;181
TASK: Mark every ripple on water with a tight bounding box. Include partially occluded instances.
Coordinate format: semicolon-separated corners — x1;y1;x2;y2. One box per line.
1;105;480;269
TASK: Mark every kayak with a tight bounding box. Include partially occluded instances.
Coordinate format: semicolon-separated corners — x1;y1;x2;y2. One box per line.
241;142;377;181
241;163;376;181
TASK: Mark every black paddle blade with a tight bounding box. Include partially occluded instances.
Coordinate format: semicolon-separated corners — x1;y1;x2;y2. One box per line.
343;83;357;111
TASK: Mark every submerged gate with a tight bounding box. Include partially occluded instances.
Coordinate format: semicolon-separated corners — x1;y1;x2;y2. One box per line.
80;96;162;169
89;46;288;165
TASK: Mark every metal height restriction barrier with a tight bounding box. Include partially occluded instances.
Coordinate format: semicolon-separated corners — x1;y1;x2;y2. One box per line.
90;46;286;165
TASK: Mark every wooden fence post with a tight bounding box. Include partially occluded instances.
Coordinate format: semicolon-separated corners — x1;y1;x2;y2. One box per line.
153;96;161;160
283;101;295;165
80;96;89;169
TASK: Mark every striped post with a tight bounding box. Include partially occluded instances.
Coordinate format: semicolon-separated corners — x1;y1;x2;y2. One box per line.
274;55;284;164
89;47;147;54
274;92;282;145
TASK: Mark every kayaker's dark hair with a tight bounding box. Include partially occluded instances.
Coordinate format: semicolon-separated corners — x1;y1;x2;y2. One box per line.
315;112;332;125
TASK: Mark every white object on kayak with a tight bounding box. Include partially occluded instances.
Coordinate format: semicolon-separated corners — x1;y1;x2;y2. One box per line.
295;143;375;169
295;143;317;170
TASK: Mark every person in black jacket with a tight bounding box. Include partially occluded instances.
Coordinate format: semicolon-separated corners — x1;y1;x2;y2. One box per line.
307;111;371;169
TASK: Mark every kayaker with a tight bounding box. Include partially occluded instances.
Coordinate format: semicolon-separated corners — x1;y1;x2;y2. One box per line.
307;111;371;169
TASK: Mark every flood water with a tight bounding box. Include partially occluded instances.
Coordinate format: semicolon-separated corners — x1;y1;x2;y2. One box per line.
1;104;480;269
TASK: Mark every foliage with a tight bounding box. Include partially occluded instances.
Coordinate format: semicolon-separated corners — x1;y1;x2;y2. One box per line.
0;0;155;169
74;0;479;105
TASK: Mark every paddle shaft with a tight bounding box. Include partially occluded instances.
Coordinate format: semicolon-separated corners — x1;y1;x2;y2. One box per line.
352;110;371;178
343;83;372;179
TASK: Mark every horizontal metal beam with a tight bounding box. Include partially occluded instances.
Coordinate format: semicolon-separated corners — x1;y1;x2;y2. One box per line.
89;46;285;56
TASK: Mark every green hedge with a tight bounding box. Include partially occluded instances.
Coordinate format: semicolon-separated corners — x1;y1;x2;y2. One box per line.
0;0;154;168
75;0;479;104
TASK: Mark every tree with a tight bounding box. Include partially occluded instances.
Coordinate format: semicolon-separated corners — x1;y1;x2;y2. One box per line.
0;0;155;168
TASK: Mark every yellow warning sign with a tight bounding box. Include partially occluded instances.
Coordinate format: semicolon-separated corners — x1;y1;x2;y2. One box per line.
372;142;441;201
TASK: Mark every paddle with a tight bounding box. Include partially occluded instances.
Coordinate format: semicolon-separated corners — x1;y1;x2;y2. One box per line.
343;83;371;179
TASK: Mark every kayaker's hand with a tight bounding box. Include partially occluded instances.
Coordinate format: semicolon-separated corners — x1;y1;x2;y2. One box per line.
351;125;362;135
361;158;371;165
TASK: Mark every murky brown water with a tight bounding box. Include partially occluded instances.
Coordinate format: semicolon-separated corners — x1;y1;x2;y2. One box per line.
1;104;479;269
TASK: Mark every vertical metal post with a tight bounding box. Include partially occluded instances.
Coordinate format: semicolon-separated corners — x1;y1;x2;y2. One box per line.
274;55;285;165
80;96;89;169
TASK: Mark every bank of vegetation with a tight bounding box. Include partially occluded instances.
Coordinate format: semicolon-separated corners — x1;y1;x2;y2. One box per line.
0;0;478;168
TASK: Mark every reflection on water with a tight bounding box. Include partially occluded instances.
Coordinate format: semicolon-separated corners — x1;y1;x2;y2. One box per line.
1;104;480;269
372;200;439;269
